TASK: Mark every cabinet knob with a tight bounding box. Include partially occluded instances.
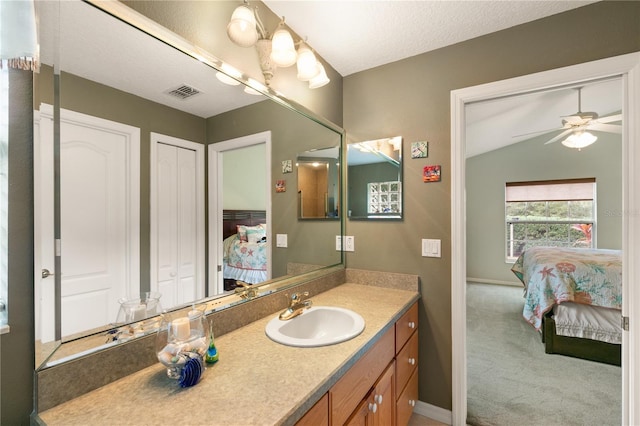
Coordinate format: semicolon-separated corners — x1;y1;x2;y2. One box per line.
368;402;377;414
409;399;416;407
408;321;416;329
408;357;416;365
374;394;383;405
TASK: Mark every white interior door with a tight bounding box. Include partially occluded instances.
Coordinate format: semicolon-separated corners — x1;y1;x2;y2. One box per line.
150;133;204;310
35;105;140;340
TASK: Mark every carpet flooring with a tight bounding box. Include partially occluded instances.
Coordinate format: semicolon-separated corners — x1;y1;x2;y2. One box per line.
466;282;621;426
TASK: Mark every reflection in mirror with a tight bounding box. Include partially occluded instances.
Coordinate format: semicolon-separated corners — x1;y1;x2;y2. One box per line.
34;0;343;369
297;146;340;219
347;137;403;219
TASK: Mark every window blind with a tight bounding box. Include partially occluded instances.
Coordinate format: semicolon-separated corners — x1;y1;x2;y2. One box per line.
506;178;595;202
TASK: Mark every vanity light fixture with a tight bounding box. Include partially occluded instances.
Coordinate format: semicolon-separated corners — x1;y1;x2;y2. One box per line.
561;130;597;150
226;1;329;89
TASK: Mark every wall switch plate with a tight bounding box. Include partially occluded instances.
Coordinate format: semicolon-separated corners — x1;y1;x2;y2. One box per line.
422;239;441;257
276;234;288;248
344;236;355;252
336;236;342;251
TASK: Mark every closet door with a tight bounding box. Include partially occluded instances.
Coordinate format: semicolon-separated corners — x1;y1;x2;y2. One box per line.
155;143;198;308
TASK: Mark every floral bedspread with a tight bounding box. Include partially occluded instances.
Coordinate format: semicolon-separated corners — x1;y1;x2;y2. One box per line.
511;247;622;330
224;235;267;271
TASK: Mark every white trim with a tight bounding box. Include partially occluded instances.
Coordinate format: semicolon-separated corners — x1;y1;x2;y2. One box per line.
413;400;452;425
207;131;272;297
451;52;640;426
149;132;206;303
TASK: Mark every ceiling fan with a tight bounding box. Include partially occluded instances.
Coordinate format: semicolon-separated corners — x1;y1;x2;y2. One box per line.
516;86;622;148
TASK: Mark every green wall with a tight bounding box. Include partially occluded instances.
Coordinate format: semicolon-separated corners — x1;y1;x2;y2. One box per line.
343;1;640;411
348;162;401;217
222;144;267;210
467;131;622;284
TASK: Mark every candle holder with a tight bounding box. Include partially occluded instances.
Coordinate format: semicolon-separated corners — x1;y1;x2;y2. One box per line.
156;309;208;379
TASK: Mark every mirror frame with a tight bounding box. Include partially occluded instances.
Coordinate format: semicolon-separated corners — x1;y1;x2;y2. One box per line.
36;0;345;370
347;136;403;220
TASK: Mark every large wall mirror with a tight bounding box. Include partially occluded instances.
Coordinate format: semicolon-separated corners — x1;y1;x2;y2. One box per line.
34;0;343;369
347;137;403;220
297;146;340;219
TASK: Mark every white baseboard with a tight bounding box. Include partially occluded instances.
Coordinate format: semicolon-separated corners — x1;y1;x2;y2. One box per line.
466;277;521;287
414;400;452;425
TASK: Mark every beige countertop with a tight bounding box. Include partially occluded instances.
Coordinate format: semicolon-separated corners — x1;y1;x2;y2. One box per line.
38;283;419;425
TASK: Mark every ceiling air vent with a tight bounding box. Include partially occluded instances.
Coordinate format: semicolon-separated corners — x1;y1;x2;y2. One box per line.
165;84;202;100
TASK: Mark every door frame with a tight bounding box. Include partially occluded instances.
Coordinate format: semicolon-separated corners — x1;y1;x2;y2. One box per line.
149;132;206;304
451;52;640;425
207;131;272;296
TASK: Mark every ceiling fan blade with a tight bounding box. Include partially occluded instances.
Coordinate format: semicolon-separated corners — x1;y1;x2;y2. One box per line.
512;126;565;139
544;129;573;145
596;113;622;124
589;123;622;134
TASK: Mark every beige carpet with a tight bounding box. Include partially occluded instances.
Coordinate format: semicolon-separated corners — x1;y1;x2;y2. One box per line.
466;282;621;426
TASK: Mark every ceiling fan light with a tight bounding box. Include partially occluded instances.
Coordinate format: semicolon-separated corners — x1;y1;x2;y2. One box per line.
561;131;598;149
227;4;258;48
270;27;297;67
309;63;330;89
296;43;319;81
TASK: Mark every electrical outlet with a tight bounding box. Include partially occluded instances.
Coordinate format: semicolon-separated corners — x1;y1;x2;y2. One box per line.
336;236;342;251
344;236;355;252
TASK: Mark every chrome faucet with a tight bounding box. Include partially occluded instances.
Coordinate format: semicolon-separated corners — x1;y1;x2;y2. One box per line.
279;292;313;320
234;281;259;299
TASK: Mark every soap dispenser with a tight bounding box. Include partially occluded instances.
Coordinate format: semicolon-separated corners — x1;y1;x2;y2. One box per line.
205;320;219;364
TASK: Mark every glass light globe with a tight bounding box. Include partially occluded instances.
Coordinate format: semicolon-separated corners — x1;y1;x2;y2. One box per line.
309;63;330;89
270;28;297;67
226;5;258;47
561;131;597;149
296;43;320;81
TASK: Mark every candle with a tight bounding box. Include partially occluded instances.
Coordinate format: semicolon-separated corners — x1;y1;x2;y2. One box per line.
131;304;146;321
171;317;191;341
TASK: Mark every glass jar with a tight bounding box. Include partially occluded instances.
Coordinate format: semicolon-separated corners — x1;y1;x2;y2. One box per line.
156;308;208;379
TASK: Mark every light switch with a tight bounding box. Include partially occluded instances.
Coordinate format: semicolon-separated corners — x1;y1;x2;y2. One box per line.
276;234;288;248
422;239;441;258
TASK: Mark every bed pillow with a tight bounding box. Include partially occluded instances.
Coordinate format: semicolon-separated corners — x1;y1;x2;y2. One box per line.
237;224;265;242
247;227;267;244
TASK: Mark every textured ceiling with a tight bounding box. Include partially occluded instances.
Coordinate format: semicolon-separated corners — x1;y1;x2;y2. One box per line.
262;0;597;76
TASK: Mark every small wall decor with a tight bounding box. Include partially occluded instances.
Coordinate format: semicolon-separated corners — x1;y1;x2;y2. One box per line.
276;180;286;193
411;141;428;159
281;160;292;174
423;165;441;182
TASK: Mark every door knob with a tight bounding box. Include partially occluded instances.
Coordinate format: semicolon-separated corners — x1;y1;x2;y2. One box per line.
42;269;52;279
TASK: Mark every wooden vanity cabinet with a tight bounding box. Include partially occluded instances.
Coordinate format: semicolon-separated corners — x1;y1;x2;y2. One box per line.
297;301;419;426
395;302;419;425
345;361;395;426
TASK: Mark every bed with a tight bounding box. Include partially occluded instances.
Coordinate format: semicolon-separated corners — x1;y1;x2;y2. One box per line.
511;246;622;365
222;210;267;290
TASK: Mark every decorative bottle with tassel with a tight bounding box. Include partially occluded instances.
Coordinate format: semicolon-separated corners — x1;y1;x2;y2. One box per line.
205;320;219;364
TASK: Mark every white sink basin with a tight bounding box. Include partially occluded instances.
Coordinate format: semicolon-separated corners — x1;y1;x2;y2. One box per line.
265;306;365;347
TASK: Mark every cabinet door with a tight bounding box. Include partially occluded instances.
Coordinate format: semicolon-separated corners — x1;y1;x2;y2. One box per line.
371;361;395;426
345;396;372;426
297;394;328;426
397;368;419;426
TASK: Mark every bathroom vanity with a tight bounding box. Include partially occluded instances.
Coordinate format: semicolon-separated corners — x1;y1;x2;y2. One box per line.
36;281;419;425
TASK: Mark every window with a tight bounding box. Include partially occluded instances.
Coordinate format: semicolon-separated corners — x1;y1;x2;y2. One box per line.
367;181;401;214
505;179;595;261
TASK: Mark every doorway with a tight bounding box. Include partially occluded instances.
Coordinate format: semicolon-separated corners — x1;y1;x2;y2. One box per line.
207;131;272;296
451;53;640;426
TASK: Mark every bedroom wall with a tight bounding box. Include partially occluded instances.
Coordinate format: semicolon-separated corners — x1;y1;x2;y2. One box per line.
343;1;640;411
222;144;267;210
466;131;622;284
